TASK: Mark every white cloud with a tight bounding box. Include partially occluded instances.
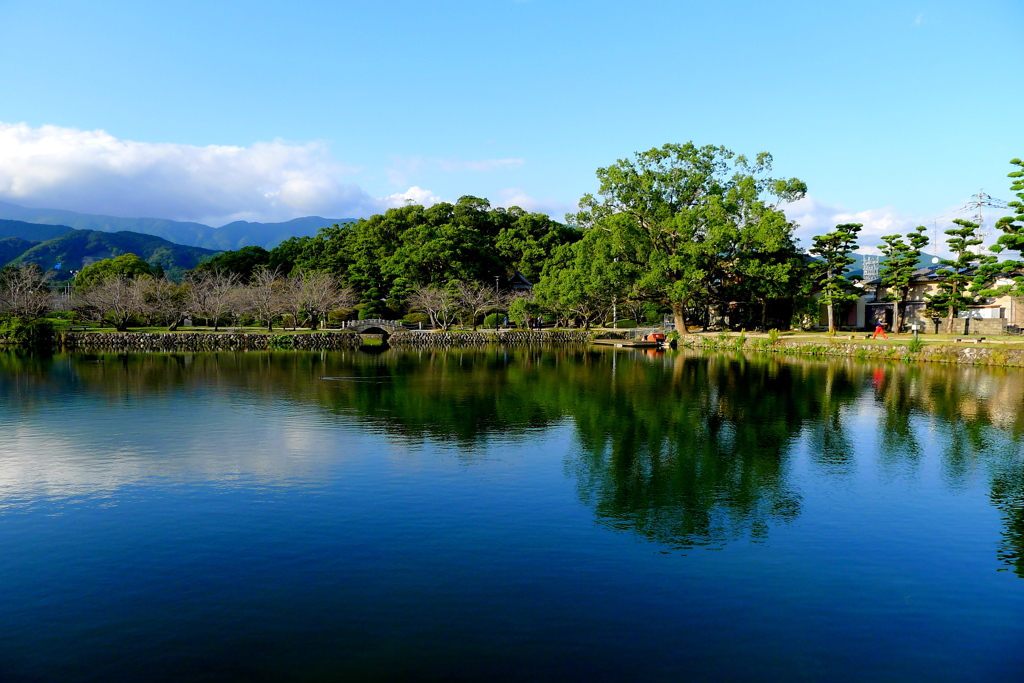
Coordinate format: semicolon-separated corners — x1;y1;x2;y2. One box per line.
380;186;444;209
784;195;925;249
784;194;1010;257
495;187;575;218
0;121;445;224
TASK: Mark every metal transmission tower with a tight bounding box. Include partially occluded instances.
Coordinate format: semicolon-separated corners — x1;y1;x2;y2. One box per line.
962;189;1008;253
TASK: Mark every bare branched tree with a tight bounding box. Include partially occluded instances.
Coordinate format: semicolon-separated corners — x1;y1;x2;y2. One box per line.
0;264;52;320
74;276;143;331
409;285;461;330
282;271;355;330
245;267;287;331
138;276;189;330
454;281;499;330
187;272;239;331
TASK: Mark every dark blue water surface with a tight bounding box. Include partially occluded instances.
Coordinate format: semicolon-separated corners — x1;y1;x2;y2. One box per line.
1;347;1023;682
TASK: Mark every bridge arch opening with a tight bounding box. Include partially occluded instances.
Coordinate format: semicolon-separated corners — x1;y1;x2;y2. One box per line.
358;326;391;343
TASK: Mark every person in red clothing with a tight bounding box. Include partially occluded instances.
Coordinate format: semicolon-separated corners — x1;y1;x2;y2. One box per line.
872;316;888;339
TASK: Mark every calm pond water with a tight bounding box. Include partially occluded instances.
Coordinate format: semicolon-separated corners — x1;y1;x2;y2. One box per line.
1;346;1023;682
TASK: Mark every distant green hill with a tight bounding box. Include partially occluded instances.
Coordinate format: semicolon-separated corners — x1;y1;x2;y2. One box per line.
0;218;76;242
0;200;350;250
0;237;40;267
10;229;218;279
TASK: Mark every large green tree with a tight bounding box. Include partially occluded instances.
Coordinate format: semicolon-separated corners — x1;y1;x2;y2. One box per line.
809;223;862;333
76;253;154;290
879;225;929;331
568;143;806;332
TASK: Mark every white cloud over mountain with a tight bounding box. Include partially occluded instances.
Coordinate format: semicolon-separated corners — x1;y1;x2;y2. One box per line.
0;122;446;225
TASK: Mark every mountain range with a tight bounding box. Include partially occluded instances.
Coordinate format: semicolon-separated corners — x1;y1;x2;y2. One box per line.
0;219;218;278
0;200;351;251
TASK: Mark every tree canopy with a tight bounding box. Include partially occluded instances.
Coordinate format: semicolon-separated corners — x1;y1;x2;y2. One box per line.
563;142;807;332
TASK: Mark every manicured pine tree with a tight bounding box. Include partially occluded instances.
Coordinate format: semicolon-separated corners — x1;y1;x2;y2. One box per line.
973;158;1024;299
927;219;994;333
879;225;929;332
809;223;862;333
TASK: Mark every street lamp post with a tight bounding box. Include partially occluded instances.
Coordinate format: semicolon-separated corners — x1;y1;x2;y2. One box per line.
494;275;501;329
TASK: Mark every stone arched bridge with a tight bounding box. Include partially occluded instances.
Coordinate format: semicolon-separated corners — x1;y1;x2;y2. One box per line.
339;319;410;337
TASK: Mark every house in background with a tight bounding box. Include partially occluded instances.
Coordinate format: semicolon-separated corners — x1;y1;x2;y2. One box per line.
860;267;1023;334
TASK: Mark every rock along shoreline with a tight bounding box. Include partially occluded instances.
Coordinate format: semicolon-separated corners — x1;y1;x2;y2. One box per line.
43;330;1024;367
56;329;595;351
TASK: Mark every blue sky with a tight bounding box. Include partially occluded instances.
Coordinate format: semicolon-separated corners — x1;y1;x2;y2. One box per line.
0;0;1021;251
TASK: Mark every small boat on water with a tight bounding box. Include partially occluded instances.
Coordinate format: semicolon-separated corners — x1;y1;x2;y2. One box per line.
592;332;667;348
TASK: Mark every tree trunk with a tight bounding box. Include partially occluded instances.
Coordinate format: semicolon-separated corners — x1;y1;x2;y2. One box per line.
827;303;835;333
671;302;689;334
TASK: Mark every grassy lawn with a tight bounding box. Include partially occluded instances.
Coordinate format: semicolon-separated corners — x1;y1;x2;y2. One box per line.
692;329;1024;348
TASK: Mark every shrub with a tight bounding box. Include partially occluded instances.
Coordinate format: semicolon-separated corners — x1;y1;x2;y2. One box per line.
484;313;499;328
402;312;430;326
907;337;924;353
642;303;663;325
329;309;357;325
0;318;55;349
509;298;536;328
767;329;781;345
613;319;637;328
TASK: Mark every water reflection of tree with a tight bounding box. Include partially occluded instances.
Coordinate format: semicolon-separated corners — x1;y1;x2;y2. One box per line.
567;353;869;547
870;362;1024;576
4;348;1024;571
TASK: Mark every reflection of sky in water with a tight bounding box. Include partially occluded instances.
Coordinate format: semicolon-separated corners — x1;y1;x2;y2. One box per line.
1;350;1023;681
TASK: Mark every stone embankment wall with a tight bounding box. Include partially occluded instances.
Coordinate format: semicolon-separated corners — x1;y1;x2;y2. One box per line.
683;335;1024;367
59;332;362;351
56;330;594;351
388;330;593;346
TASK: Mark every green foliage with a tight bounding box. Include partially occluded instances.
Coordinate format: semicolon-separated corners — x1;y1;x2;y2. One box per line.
268;334;294;349
809;223;862;333
907;336;925;353
508;297;538;328
328;309;355;326
483;312;499;328
261;198;578;308
767;328;781;345
191;246;271;282
402;312;431;326
612;319;637;328
0;317;54;348
567;142;806;333
76;254;154;290
879;225;929;331
973;158;1024;299
0;237;39;268
927;219;993;332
